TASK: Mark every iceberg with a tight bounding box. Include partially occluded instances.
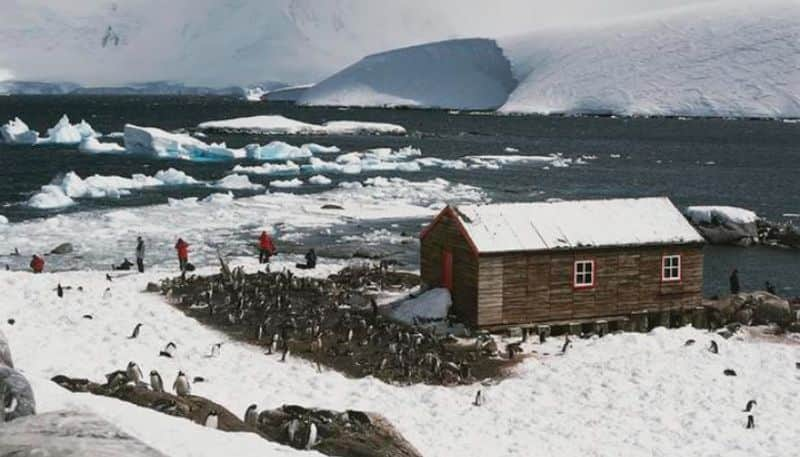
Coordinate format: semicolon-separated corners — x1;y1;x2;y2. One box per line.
212;174;264;190
245;142;311;160
301;143;340;154
123;124;244;161
78;137;126;154
197;115;406;136
231;161;301;176
308;175;332;185
0;117;39;145
269;178;304;188
27;169;200;209
42;115;99;145
0;215;7;224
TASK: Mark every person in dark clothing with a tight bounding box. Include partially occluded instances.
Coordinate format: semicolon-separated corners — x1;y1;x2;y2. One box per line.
295;249;317;269
258;231;276;264
764;281;776;295
729;269;740;295
114;258;134;271
135;236;145;273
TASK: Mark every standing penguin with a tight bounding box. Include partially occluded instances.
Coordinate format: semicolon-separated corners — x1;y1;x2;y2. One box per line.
57;283;63;298
708;340;719;354
473;390;483;406
173;371;191;396
129;323;142;339
150;370;164;392
561;335;571;354
208;343;222;358
204;409;219;429
304;421;318;449
744;400;757;429
126;362;144;384
244;404;258;427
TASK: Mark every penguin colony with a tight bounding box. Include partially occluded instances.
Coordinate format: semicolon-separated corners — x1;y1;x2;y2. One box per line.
162;264;510;385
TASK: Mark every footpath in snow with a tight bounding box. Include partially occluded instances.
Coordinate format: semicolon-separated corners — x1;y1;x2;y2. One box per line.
1;262;799;457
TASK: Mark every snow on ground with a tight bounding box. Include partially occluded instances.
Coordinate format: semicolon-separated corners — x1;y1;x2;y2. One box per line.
197;115;406;136
387;288;451;325
499;1;800;117
298;38;515;110
2;177;484;270
27;169;201;209
685;206;760;225
2;266;798;457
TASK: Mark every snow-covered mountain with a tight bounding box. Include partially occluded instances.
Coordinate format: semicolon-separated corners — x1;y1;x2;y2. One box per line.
301;0;800;117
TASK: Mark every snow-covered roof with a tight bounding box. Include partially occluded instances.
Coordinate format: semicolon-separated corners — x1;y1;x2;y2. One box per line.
446;197;704;254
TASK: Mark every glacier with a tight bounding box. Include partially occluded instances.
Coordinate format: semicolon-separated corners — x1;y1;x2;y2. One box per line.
298;38;516;110
300;1;800;118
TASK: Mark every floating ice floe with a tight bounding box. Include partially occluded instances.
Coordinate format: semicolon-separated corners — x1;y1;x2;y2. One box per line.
27;169;200;209
200;192;235;205
270;178;304;188
244;142;311;161
197;115;406;136
302;143;340;154
244;87;266;102
465;154;572;169
232;161;301;176
0;117;39;144
0;215;8;224
212;174;264;190
124;124;245;161
308;175;332;185
78;137;125;154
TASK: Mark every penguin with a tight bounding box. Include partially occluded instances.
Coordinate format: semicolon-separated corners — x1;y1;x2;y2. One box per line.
304;422;318;449
173;371;191;396
129;323;142;339
684;339;696;346
708;340;719;354
286;418;301;443
744;400;757;429
150;370;164;392
126;361;144;384
561;335;571;354
204;409;219;429
57;283;63;298
473;389;483;406
106;273;112;282
82;314;93;319
244;404;258;427
159;342;176;358
208;343;222;358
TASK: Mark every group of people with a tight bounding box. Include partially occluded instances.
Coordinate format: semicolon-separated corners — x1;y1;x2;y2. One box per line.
28;231;318;274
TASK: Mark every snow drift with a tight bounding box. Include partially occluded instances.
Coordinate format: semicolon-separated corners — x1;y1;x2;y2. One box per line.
388;288;452;325
299;38;516;110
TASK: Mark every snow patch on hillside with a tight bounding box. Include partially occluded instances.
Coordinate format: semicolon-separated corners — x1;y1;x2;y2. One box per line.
499;1;800;117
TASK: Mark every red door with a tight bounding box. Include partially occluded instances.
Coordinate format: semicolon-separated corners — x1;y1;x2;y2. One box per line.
441;250;453;290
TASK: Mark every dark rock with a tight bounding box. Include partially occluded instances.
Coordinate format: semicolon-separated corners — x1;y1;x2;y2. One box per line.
0;329;13;368
145;282;161;293
321;204;344;210
723;369;737;376
50;243;74;255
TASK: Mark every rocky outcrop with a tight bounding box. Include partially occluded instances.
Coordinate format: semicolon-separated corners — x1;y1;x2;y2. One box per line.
0;410;168;457
710;291;794;327
53;373;422;457
50;242;74;255
1;330;36;422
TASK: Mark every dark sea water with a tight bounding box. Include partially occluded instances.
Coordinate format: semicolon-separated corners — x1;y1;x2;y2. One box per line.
0;95;798;295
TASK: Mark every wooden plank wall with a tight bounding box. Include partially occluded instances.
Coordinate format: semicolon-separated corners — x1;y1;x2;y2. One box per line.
420;215;479;325
476;245;704;327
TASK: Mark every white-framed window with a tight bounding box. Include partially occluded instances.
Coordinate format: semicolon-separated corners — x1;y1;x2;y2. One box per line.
573;260;595;288
662;254;681;281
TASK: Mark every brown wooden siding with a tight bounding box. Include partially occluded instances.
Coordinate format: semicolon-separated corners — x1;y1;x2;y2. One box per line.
420;214;479;326
474;244;704;328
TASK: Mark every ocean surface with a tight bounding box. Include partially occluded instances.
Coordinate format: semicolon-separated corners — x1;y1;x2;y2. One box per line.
0;95;798;296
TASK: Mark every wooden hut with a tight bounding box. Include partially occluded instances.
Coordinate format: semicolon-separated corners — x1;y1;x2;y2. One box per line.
419;197;705;329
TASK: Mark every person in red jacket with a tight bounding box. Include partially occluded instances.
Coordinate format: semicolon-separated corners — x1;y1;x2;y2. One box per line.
258;231;276;264
30;255;44;273
175;238;189;271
